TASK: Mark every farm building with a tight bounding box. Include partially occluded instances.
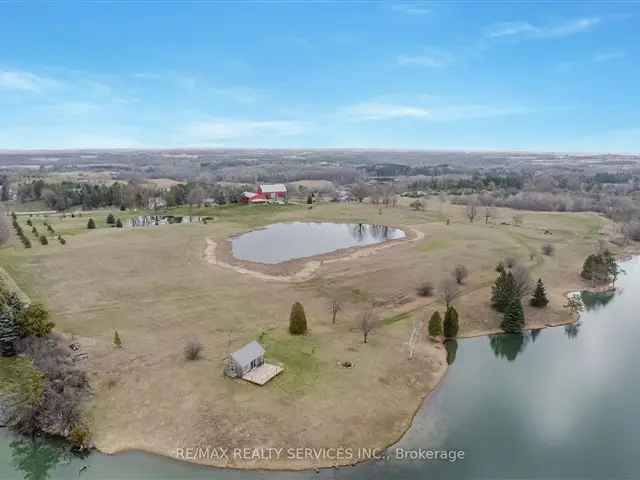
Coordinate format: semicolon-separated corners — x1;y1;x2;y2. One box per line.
226;341;283;386
240;184;287;204
258;184;287;201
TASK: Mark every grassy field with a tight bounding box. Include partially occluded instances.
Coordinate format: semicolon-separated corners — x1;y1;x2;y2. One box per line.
0;200;612;469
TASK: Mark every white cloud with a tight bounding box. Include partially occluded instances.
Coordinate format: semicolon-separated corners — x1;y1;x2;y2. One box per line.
486;17;600;39
397;50;453;68
343;100;531;122
181;119;308;141
593;51;626;63
343;102;432;120
390;4;431;16
0;70;57;93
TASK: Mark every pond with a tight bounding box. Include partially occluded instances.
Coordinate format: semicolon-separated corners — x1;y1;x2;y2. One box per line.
231;222;406;264
2;257;639;479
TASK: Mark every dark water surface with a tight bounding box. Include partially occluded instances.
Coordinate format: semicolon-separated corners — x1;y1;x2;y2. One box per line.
2;258;639;479
231;222;406;264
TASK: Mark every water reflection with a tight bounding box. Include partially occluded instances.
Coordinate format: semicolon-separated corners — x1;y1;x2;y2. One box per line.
489;333;528;362
126;215;203;227
10;437;67;480
564;321;582;339
530;328;543;343
581;290;615;311
444;340;458;365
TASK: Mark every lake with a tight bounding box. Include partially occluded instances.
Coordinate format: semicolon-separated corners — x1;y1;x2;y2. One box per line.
231;222;406;264
2;257;639;479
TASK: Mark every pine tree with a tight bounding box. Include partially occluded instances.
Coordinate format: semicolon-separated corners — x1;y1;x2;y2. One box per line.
113;330;122;348
106;213;115;225
492;269;517;312
501;298;525;334
87;218;96;229
116;218;123;228
443;306;459;338
289;301;308;335
428;311;443;338
39;235;48;245
530;278;549;307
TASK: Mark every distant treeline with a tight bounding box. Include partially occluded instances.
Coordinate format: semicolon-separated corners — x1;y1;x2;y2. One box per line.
17;180;251;211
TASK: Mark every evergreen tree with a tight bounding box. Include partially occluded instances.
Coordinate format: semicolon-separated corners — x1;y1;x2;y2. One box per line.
492;269;517;312
113;330;122;348
428;311;443;338
39;235;48;245
87;218;96;229
0;307;18;356
530;278;549;307
115;218;123;228
288;301;308;335
501;298;525;334
443;306;459;338
106;213;115;225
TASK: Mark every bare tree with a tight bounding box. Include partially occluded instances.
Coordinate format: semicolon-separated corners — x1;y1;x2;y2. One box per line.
439;278;461;309
511;263;533;298
465;203;478;223
512;215;523;227
330;299;342;325
483;206;495;224
452;264;469;285
351;183;369;203
407;315;424;360
359;307;377;344
184;339;203;361
541;243;554;256
410;199;424;211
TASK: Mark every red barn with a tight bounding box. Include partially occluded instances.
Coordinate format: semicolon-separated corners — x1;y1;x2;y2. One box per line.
257;184;287;201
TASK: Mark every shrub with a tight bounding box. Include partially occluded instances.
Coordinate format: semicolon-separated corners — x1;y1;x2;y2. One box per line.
120;205;126;211
443;306;459;338
113;330;122;348
452;264;469;284
542;243;554;256
58;235;66;245
106;213;115;225
184;339;203;361
87;218;96;229
416;280;434;297
26;219;32;226
289;301;308;335
116;218;123;228
16;304;54;337
68;423;91;451
428;311;443;338
39;235;48;245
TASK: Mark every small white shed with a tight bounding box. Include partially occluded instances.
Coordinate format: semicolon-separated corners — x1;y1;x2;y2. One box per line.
229;341;265;377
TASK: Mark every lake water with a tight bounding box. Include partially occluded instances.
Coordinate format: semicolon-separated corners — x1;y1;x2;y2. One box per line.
231;222;406;264
2;257;639;479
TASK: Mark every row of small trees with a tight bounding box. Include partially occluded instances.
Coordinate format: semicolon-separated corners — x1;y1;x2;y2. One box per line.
11;212;31;248
11;213;66;247
88;214;124;230
427;307;459;339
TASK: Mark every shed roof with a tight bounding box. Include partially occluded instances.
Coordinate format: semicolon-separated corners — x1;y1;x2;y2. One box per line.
231;341;265;365
260;184;287;193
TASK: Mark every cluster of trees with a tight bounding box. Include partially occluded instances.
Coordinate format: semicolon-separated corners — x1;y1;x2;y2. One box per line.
0;289;55;357
581;249;621;286
106;213;123;228
10;212;31;248
491;261;548;334
427;307;459;339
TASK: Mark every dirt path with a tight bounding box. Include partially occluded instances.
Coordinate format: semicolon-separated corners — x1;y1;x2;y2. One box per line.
204;226;425;283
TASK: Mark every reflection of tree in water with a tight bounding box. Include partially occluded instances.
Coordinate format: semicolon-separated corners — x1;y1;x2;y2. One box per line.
10;437;68;480
580;290;615;311
530;328;543;343
349;223;366;242
489;334;529;362
565;321;582;340
444;339;458;365
368;224;390;241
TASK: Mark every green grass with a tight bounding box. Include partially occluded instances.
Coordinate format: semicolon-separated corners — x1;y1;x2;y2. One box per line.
382;311;413;326
260;330;320;394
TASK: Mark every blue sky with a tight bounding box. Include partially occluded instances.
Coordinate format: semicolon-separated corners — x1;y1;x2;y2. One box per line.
0;1;638;152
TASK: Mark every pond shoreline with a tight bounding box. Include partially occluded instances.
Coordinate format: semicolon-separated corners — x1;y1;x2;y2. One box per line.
206;223;423;282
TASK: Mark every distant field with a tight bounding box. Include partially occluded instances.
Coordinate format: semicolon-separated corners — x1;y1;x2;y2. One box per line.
0;200;612;469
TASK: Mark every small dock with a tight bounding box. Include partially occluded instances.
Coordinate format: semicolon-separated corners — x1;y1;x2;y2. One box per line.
241;363;283;386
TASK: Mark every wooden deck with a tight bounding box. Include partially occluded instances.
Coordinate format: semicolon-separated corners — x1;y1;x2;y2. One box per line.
241;363;283;386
